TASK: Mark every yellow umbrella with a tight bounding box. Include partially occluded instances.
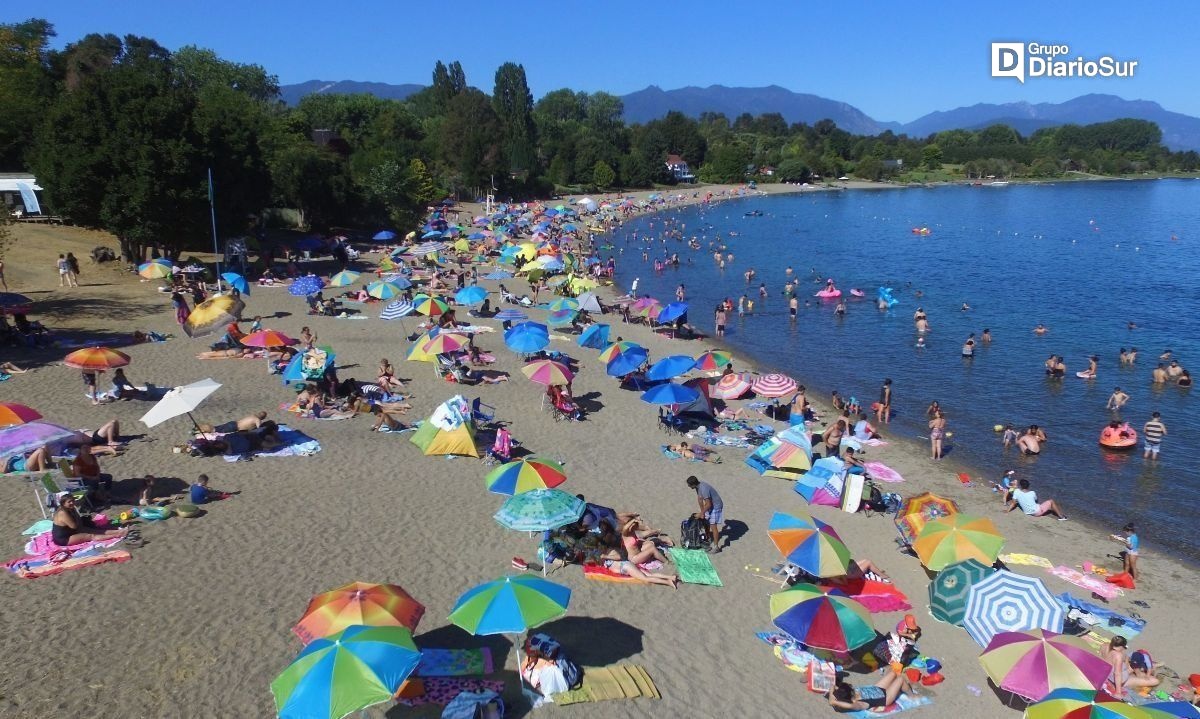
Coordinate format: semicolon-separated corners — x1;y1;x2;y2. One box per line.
183;294;245;338
453;238;470;252
406;334;439;362
913;514;1005;571
568;276;598;292
516;243;538;261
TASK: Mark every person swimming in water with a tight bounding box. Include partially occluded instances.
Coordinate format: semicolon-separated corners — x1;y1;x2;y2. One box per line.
1034;324;1048;335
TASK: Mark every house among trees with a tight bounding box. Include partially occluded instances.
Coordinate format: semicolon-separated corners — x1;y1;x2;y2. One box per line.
665;154;696;183
759;166;776;176
882;159;904;171
0;173;45;218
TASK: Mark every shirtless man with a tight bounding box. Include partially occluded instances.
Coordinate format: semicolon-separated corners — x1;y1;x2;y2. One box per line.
204;411;268;434
1167;361;1184;380
1151;364;1169;384
1017;428;1042;455
1106;387;1130;411
912;307;926;325
1034;324;1048;335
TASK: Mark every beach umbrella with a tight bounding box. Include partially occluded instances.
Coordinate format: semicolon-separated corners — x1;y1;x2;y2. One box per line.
546;308;577;327
241;329;297;348
0;292;33;314
712;372;752;399
454;286;488;306
138;378;221;433
963;570;1064;647
767;512;852;578
980;629;1111;701
546;297;579;313
288;275;326;296
631;298;662;319
895;492;960;546
372;230;397;241
656;302;689;324
597;341;643;364
412;294;449;317
521;359;574;386
752;373;799;398
484;270;512;280
137;260;172;279
292;581;425;643
283;349;335;383
366;280;404;300
929;558;993;625
486;458;569;496
568;276;598;293
183;294;245;338
380;299;414;321
605;348;650;377
449;574;571;636
1025;689;1154;719
641;382;700;406
493;308;528;323
413;241;448;255
220;272;250;295
63;346;130;370
0;402;41;428
695;350;733;372
794;457;848;506
504;322;549;354
328;270;361;287
913;514;1005;571
577;323;610;349
494;488;584;532
769;583;876;653
421;332;469;355
646;354;697;381
271;625;421;719
1143;703;1200;719
746;426;814;478
381;275;413;289
0;421;83;459
421;230;443;239
405;335;439;363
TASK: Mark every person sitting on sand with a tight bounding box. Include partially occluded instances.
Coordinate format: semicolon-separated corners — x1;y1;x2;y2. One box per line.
52;495;128;547
0;361;28;374
109;368;140;400
72;445;111;503
1103;637;1160;699
596;530;678;588
828;671;917;713
138;475;176;507
190;474;229;504
842;447;866;475
668;441;721;463
1007;478;1068;520
519;634;577;702
376;359;404;391
853;412;878;441
716;405;749;422
619;519;671;565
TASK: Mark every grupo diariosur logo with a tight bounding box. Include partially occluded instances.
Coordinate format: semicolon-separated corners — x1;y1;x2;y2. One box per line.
990;42;1138;83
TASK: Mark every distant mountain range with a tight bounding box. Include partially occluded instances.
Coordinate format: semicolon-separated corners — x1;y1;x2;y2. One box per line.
278;80;1200;151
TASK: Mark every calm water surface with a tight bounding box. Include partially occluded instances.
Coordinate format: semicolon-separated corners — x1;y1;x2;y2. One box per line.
609;181;1200;561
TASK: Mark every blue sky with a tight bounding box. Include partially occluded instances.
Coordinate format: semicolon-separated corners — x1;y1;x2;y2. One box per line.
20;1;1200;122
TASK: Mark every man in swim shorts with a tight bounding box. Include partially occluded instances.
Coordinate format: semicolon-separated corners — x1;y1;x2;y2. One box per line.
1142;412;1166;459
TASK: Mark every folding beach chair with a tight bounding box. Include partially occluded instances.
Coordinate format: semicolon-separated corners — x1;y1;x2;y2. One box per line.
471;397;497;425
36;473;92;518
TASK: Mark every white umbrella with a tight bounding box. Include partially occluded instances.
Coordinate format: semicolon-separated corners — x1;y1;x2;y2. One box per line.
139;378;222;433
575;291;603;313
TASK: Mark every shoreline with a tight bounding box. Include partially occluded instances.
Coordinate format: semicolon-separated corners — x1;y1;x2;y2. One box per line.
594;192;1199;572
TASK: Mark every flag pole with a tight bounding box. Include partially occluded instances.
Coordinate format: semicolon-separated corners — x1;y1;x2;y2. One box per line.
208;168;223;292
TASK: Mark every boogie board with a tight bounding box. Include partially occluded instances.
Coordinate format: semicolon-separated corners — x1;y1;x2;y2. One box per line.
841;473;864;513
1076;371;1095;379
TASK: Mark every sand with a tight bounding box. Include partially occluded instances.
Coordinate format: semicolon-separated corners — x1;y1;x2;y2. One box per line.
0;212;1194;719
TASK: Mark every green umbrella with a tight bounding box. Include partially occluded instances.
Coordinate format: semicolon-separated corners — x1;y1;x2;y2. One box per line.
493;488;584;532
270;625;420;719
928;558;992;625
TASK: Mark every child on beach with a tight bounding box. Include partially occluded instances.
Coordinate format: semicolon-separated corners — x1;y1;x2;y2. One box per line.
1111;523;1139;578
1001;423;1018;448
990;470;1016;503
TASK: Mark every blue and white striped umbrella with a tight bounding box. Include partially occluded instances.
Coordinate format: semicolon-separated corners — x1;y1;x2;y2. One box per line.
412;241;448;255
380;300;415;321
288;275;325;296
494;309;528;322
962;571;1064;647
484;271;512;280
379;275;412;289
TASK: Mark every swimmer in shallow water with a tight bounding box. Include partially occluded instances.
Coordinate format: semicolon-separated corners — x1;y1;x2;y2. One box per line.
1034;324;1048;335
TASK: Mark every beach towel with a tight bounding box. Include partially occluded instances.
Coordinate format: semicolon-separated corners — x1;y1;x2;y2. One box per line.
1050;565;1123;599
668;548;722;587
822;577;912;613
844;693;933;718
583;562;664;584
415;648;493;677
861;438;889;447
222;425;320;461
864;461;904;483
21;530;122;558
22;519;53;536
395;678;505;707
1058;593;1145;639
553;665;660;705
1000;553;1054;569
10;550;130;578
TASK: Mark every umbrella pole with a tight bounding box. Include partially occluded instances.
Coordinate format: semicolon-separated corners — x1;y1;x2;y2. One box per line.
187;412;202;435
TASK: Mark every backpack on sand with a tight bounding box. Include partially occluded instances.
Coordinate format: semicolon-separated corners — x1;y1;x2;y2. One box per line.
680;516;709;549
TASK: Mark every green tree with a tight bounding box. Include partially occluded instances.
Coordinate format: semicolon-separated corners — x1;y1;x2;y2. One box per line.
437;88;503;193
492;62;537;177
775;158;810;182
921;143;944;170
854;156;883;181
0;18;56;169
592;160;615;189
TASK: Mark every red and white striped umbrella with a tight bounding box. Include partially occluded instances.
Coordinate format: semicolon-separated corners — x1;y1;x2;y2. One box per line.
751;373;798;398
712;372;752;399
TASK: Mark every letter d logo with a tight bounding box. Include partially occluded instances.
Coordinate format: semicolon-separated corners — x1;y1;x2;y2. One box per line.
991;42;1025;83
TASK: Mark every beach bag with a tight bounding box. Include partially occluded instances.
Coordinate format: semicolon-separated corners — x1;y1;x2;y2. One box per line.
680;516;709;549
557;657;582;690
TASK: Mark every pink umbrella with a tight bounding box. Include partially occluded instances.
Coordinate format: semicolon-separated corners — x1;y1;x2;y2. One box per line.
712;372;752;399
752;373;798;398
979;629;1111;701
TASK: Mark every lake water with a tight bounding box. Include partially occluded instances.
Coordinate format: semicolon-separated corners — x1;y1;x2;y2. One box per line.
609;180;1200;562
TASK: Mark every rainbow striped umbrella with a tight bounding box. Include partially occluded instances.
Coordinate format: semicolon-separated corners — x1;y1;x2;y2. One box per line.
752;373;798;398
767;512;851;577
271;625;420;719
1025;689;1157;719
0;402;42;428
770;583;876;653
405;334;439;362
366;280;404;300
597;341;644;364
240;329;297;348
411;294;449;316
913;514;1005;571
449;575;571;636
980;629;1110;701
328;270;361;287
546;308;577;327
138;260;172;279
895;492;960;546
63;346;130;370
695;350;733;372
712;372;752;399
292;581;425;644
420;332;469;355
486;458;568;496
521;359;574;386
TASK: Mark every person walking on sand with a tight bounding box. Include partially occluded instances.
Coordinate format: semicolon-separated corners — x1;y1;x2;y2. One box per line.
1142;412;1166;460
686;475;725;553
877;378;892;424
56;254;70;287
66;253;80;286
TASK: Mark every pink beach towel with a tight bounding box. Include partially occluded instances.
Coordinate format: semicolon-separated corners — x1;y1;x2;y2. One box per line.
864;461;904;483
1049;565;1124;599
22;531;122;558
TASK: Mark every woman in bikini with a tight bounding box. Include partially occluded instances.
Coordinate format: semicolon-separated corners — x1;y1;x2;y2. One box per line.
597;532;678;588
929;410;947;460
376;358;404;391
619;520;670;565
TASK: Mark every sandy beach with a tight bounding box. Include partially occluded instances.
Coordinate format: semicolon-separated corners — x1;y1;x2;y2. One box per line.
0;209;1195;719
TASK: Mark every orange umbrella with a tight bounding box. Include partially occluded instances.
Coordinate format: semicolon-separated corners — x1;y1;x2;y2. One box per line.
63;347;130;370
0;402;42;427
292;581;426;645
241;329;298;348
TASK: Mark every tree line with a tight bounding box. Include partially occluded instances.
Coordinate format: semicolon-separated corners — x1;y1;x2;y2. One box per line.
2;19;1196;258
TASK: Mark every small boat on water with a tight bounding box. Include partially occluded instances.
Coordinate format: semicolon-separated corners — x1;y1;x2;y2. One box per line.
987;181;1011;187
744;210;763;217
